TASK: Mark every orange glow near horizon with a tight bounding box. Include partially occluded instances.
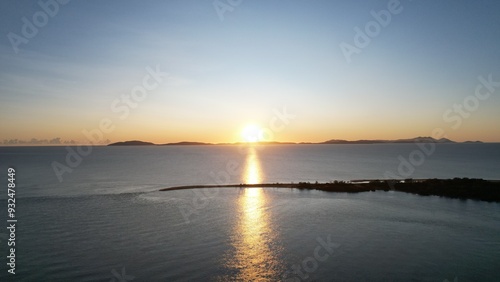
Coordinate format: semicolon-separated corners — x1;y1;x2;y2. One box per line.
3;120;500;146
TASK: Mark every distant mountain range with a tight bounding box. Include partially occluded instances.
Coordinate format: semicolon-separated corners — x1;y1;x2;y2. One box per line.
107;137;482;146
319;136;457;144
108;140;211;146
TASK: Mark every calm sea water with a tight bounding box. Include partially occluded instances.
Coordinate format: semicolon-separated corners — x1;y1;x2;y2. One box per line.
0;144;499;281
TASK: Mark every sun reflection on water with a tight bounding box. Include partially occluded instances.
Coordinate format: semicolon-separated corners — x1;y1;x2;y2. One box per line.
243;147;262;184
219;147;284;281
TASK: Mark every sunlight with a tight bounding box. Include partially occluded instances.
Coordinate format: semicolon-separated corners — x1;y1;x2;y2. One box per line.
223;187;283;281
243;147;262;184
219;146;284;280
241;124;263;143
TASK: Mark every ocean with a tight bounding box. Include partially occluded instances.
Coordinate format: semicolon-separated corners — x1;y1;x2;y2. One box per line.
0;143;499;281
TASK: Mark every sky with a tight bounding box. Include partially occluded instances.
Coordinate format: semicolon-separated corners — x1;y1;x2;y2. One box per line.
1;0;500;145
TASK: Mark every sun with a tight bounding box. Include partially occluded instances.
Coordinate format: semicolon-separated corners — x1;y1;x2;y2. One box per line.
241;124;262;143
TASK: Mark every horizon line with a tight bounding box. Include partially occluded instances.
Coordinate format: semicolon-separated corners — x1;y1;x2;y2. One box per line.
2;137;499;147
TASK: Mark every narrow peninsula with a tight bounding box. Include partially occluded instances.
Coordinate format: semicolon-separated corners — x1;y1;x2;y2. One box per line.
160;178;500;202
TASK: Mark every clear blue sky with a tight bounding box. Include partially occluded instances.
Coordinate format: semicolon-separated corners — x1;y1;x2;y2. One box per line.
1;0;500;144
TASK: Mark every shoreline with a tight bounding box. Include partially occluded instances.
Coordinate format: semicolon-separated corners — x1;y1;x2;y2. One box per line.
160;178;500;202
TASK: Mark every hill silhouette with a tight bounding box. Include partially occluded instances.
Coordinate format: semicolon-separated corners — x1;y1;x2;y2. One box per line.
107;140;155;146
107;137;484;146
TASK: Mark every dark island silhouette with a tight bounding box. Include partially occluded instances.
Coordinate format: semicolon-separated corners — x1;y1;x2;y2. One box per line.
161;141;213;146
318;136;457;144
160;178;500;202
107;137;483;146
108;140;211;146
108;140;155;146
